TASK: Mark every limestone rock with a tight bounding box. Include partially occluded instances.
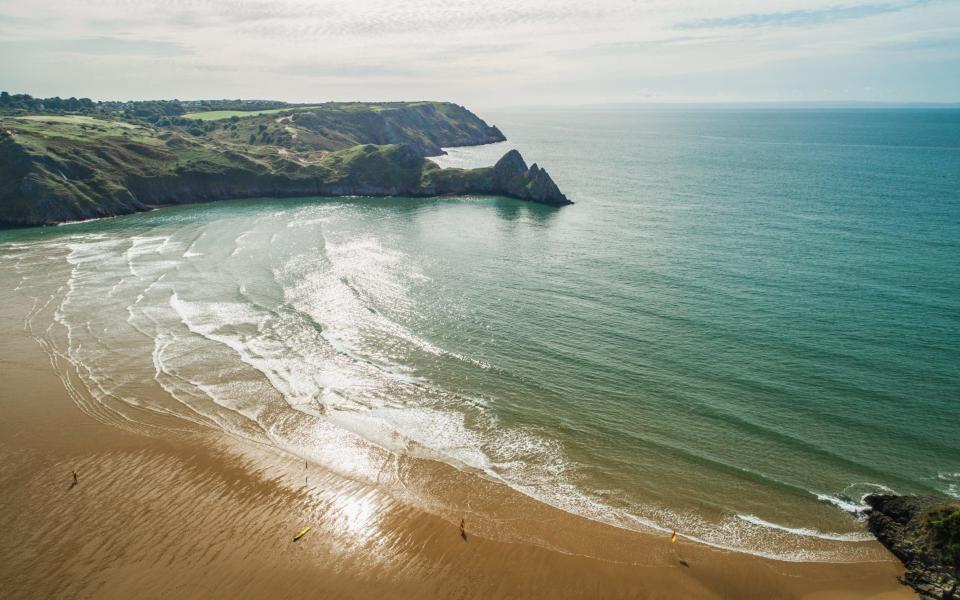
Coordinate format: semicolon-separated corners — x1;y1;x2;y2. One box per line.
865;495;959;599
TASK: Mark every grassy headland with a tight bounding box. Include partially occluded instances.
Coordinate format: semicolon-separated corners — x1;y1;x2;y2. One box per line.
182;107;324;120
0;93;570;226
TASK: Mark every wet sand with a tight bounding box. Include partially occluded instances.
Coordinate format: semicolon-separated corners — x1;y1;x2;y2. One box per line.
0;292;913;599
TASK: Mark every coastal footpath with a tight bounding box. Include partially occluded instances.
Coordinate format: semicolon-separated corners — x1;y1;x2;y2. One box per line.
866;495;959;599
0;100;570;226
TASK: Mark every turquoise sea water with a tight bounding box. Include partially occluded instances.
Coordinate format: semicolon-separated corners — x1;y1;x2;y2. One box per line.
2;109;958;560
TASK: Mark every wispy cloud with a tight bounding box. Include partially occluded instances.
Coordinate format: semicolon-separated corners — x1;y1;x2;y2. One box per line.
874;29;960;51
252;62;418;80
237;4;604;38
678;1;930;29
555;35;723;58
0;37;189;56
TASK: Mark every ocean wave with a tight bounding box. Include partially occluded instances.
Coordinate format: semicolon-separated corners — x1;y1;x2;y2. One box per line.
736;514;872;542
814;483;898;514
937;472;960;498
496;482;875;562
816;493;868;514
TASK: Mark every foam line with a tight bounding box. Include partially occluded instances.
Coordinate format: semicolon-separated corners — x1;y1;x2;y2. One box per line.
736;514;873;542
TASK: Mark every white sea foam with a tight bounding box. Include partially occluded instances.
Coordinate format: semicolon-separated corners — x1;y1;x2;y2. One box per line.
736;514;873;542
125;236;169;278
816;493;869;514
938;472;960;498
814;482;897;515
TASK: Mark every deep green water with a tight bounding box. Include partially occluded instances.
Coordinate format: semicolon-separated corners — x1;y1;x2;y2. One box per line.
2;109;958;560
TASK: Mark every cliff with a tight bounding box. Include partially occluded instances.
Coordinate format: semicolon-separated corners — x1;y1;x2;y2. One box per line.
0;104;568;226
865;495;959;599
421;149;570;206
272;102;506;156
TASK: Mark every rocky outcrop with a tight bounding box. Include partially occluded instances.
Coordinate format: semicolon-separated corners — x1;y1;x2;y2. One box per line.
865;495;959;599
492;150;570;206
418;149;571;206
0;135;572;226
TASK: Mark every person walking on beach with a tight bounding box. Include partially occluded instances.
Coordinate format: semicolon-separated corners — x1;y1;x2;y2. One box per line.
460;518;467;541
70;470;78;488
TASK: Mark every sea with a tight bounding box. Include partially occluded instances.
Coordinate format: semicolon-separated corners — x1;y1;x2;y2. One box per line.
2;108;958;561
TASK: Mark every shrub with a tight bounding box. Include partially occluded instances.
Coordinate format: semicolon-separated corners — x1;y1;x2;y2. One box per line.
927;503;960;572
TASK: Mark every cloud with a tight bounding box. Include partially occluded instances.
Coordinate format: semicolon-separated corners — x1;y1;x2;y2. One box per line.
236;3;605;39
677;1;930;29
875;29;960;51
224;62;418;80
555;35;725;58
0;37;189;56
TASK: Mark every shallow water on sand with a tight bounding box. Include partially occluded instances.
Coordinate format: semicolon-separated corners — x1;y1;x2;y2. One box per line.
1;108;958;561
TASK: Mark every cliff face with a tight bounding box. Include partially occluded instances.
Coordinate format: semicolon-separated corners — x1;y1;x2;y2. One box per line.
128;145;570;213
419;149;570;206
196;101;505;157
865;495;959;599
494;150;570;205
0;130;148;224
285;102;505;156
0;107;568;227
0;128;569;226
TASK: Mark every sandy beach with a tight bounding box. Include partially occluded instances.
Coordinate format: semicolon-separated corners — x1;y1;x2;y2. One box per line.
0;276;914;600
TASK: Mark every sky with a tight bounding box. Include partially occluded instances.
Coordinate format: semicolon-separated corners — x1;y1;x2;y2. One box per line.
0;0;958;108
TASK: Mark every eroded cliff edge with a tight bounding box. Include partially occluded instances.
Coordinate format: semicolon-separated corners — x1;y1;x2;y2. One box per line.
865;495;959;599
0;103;569;226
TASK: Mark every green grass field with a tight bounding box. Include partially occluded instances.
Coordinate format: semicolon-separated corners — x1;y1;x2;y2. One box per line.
5;115;154;145
183;106;323;121
14;115;138;128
